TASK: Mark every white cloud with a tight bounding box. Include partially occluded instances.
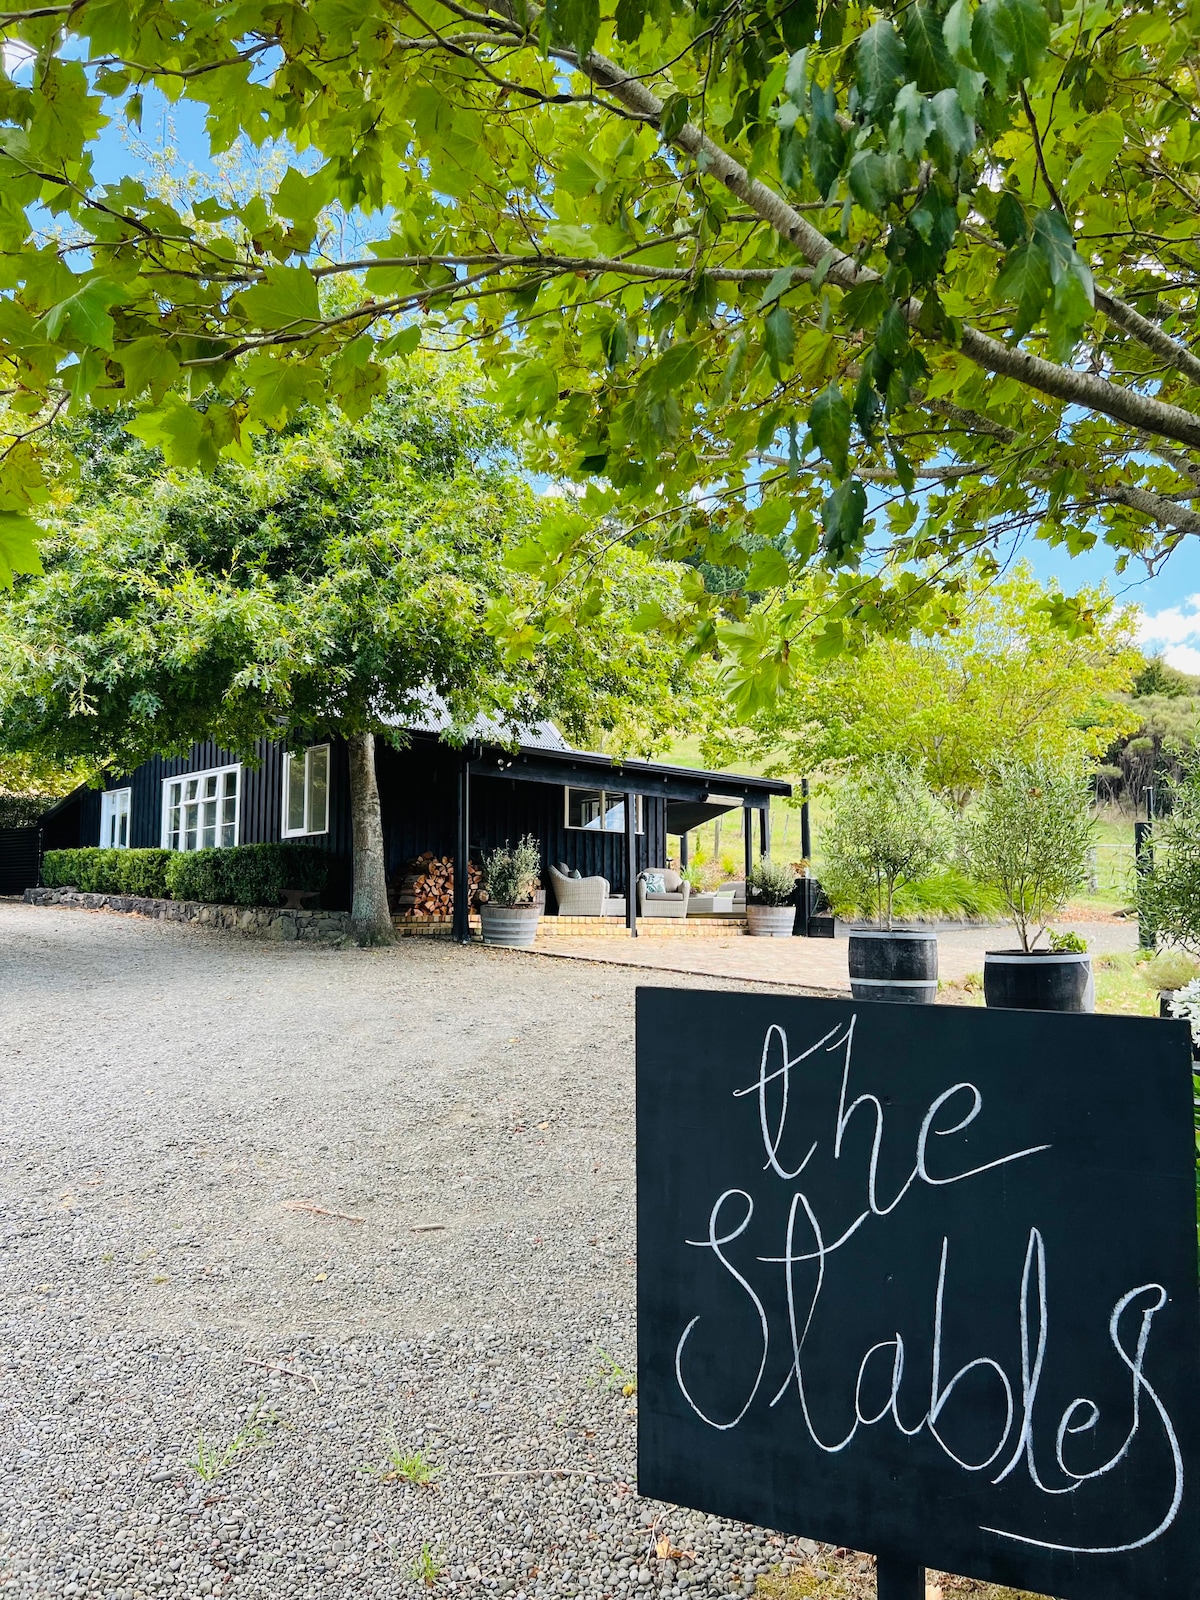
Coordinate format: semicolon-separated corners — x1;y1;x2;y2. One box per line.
1135;595;1200;669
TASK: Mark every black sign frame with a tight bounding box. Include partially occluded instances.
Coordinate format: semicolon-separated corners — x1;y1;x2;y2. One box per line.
636;990;1200;1600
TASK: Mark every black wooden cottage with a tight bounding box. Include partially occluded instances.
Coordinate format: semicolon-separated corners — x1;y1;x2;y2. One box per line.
34;717;791;937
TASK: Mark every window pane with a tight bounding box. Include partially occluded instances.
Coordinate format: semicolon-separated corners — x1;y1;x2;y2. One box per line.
603;793;627;833
184;778;199;802
307;747;329;834
204;774;218;799
118;810;128;848
567;788;605;830
220;819;235;848
184;804;198;851
286;755;307;833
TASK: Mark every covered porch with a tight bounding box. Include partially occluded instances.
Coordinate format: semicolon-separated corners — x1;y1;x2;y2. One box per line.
445;739;791;941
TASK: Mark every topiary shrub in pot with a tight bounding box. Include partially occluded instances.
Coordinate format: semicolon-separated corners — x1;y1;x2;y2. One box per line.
480;835;542;948
745;859;798;937
970;754;1094;1011
826;759;948;1003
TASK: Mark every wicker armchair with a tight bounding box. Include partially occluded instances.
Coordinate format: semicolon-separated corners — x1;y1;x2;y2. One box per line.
549;862;611;917
637;868;691;919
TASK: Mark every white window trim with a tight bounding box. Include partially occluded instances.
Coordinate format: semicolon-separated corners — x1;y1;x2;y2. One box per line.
160;763;242;851
100;787;131;849
564;787;644;835
281;744;331;838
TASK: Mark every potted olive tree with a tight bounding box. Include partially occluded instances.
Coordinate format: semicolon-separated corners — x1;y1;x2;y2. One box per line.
971;755;1094;1011
479;835;543;949
826;760;948;1003
745;859;799;936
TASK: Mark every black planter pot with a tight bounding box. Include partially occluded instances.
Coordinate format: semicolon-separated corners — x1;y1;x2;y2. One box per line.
848;926;938;1004
983;950;1093;1012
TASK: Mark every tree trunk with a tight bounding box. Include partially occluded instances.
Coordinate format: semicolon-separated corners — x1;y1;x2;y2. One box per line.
347;730;394;946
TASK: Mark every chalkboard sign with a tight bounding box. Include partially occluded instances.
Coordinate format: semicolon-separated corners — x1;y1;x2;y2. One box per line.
636;992;1200;1600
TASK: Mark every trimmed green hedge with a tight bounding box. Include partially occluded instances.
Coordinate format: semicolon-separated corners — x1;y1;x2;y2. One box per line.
43;843;327;906
165;842;328;906
42;847;172;897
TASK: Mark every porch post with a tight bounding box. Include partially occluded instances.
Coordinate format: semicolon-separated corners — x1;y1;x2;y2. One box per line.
760;803;770;858
625;790;638;937
453;752;471;943
743;804;754;884
679;831;689;869
800;777;812;860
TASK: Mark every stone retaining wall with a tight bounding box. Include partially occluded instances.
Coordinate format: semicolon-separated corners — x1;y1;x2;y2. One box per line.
24;886;352;943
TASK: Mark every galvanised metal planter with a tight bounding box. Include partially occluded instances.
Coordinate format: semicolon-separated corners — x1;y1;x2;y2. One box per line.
479;904;541;949
848;926;938;1004
983;949;1094;1012
745;904;797;937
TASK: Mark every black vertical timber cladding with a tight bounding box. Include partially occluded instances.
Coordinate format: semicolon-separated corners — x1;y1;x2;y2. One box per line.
0;827;41;893
65;731;672;913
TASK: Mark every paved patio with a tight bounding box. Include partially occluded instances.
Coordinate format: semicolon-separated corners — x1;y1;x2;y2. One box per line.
529;915;1139;992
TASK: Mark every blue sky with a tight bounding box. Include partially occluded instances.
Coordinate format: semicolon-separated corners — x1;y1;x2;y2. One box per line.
89;92;1200;667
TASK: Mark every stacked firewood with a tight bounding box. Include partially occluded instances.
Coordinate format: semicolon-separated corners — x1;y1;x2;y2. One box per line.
393;852;483;920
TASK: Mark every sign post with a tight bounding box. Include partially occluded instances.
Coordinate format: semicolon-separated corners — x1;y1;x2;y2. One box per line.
637;992;1200;1600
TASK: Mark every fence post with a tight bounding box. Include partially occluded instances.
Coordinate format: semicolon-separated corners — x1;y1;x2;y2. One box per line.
1135;789;1155;951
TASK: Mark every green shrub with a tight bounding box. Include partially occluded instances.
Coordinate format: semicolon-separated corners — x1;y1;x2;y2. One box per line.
483;835;541;907
970;755;1094;952
0;794;50;828
42;848;87;888
42;846;173;896
1143;950;1200;991
824;759;950;928
117;849;172;898
747;859;797;906
165;842;328;906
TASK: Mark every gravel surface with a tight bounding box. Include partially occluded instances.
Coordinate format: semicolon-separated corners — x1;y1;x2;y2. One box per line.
0;903;819;1600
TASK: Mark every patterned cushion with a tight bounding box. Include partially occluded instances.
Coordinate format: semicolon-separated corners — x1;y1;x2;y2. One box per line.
570;868;582;879
643;872;666;895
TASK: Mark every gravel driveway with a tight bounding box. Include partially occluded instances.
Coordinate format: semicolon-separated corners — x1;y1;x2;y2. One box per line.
0;904;817;1600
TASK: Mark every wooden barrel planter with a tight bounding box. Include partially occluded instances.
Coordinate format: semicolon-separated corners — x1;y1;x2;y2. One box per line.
983;950;1093;1012
848;927;938;1004
479;905;541;948
746;904;797;937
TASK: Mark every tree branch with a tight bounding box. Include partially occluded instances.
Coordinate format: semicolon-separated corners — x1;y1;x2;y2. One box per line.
560;43;1200;452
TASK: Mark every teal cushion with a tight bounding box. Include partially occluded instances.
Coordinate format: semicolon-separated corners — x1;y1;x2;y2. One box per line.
643;872;666;894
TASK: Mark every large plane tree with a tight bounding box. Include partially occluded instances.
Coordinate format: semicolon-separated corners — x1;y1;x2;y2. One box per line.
0;0;1194;691
0;367;700;941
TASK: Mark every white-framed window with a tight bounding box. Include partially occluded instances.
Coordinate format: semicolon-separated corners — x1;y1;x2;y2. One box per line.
282;744;330;837
100;787;131;849
564;787;644;834
161;764;240;852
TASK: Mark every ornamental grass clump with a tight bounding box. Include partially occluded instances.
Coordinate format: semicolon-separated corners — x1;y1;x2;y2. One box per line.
483;835;541;907
969;755;1093;952
824;760;949;930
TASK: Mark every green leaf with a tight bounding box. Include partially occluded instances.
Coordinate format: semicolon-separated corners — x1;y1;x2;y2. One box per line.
994;239;1051;341
41;277;129;352
971;0;1015;90
809;385;852;478
238;265;322;332
942;0;977;67
929;88;975;168
821;477;868;565
890;83;935;160
806;81;846;196
757;266;798;311
717;331;749;404
997;0;1050;81
856;20;908;118
274;164;335;226
243;351;325;427
763;303;796;378
118;338;181;403
545;0;600;58
993;190;1028;248
125;397;206;470
902;2;956;91
0;511;43;587
747;546;792;589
